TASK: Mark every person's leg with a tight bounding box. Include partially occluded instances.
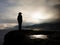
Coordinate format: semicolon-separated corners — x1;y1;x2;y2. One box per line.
19;23;22;30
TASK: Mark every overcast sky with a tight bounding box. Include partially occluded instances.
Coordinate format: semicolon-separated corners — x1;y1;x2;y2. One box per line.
0;0;60;25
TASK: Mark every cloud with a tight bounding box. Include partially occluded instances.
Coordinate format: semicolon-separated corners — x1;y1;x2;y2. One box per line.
0;0;60;25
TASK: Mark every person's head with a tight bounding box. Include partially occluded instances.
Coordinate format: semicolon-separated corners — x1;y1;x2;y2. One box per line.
19;12;22;15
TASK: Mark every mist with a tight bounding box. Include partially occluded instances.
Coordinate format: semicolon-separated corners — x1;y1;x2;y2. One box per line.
0;0;60;27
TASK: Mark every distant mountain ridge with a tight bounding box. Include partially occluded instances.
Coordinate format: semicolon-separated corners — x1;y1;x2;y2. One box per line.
24;21;60;30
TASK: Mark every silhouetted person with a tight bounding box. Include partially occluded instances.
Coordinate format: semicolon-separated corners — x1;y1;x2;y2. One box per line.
17;12;22;30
